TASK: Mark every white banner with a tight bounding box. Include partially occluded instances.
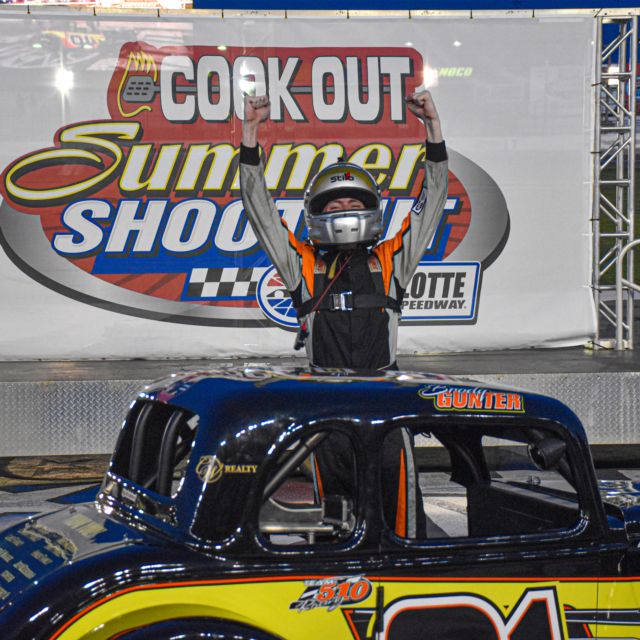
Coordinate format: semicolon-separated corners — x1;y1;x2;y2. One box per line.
0;11;595;359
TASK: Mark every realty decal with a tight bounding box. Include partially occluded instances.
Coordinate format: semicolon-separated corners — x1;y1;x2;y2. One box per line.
0;43;509;328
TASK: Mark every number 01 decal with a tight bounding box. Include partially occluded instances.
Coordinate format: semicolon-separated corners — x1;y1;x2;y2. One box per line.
381;588;563;640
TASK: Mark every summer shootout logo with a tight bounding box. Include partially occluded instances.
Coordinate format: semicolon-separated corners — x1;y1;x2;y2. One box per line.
0;43;510;327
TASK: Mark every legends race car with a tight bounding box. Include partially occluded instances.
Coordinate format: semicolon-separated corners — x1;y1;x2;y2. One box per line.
0;366;639;639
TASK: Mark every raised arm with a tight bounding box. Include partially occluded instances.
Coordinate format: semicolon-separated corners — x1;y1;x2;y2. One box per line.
240;94;309;292
405;89;444;143
242;94;271;148
374;90;448;291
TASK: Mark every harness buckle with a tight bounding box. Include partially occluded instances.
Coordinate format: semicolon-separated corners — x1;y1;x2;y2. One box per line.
330;291;353;311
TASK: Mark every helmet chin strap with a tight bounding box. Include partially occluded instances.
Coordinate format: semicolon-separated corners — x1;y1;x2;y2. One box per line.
314;242;358;250
313;240;377;250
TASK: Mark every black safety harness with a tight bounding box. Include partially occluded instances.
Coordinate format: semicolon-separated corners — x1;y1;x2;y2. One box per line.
295;254;402;316
292;252;402;353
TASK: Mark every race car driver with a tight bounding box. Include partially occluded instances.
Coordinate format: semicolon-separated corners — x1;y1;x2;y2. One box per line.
240;89;448;539
240;89;448;371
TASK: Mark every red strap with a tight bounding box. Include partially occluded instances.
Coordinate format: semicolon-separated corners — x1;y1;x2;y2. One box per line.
300;253;352;329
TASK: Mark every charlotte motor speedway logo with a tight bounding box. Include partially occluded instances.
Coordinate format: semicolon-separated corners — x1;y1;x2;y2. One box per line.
0;43;510;329
257;268;298;328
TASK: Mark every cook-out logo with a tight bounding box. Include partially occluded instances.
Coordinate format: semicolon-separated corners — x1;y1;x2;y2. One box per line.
0;43;509;327
419;384;524;413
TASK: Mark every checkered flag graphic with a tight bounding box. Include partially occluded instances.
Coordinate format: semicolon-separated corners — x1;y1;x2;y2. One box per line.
186;267;265;299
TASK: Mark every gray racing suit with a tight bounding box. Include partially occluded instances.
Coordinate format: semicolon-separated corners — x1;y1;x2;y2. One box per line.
241;141;448;538
240;141;448;370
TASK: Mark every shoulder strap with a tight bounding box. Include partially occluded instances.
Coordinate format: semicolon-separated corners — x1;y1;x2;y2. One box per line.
313;255;327;294
296;253;401;316
367;254;386;296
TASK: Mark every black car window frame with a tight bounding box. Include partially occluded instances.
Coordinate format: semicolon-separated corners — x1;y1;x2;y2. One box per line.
380;416;600;550
104;399;198;521
253;419;366;553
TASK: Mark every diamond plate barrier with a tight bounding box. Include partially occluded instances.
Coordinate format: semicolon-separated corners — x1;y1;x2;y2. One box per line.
0;372;638;456
0;380;142;456
475;372;640;445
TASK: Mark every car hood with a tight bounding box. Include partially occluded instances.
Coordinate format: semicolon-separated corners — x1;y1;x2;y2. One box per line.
0;502;226;639
598;478;640;509
598;478;640;538
0;502;143;603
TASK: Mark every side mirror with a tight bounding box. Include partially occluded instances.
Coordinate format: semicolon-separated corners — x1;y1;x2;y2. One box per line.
528;437;567;470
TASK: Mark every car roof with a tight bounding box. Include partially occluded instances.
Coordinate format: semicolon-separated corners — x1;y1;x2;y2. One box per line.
140;365;586;441
106;365;589;546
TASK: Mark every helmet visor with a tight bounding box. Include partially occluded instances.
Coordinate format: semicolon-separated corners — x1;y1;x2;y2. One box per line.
308;187;379;215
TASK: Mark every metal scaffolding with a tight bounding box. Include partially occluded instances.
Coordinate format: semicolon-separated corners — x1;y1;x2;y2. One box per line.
593;15;638;349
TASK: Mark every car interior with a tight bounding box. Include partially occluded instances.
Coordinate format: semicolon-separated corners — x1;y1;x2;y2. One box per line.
258;421;581;546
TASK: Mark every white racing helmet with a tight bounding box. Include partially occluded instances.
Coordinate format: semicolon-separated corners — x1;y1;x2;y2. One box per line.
304;162;382;247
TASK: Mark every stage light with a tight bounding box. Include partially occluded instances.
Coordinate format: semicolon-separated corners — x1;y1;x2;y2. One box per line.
55;67;74;95
238;61;256;96
423;65;439;88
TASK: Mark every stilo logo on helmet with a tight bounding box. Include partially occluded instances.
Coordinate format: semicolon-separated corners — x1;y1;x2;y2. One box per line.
304;163;382;248
329;172;355;183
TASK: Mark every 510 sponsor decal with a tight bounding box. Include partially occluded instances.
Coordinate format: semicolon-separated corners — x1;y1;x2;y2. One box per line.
290;576;373;612
0;42;509;327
